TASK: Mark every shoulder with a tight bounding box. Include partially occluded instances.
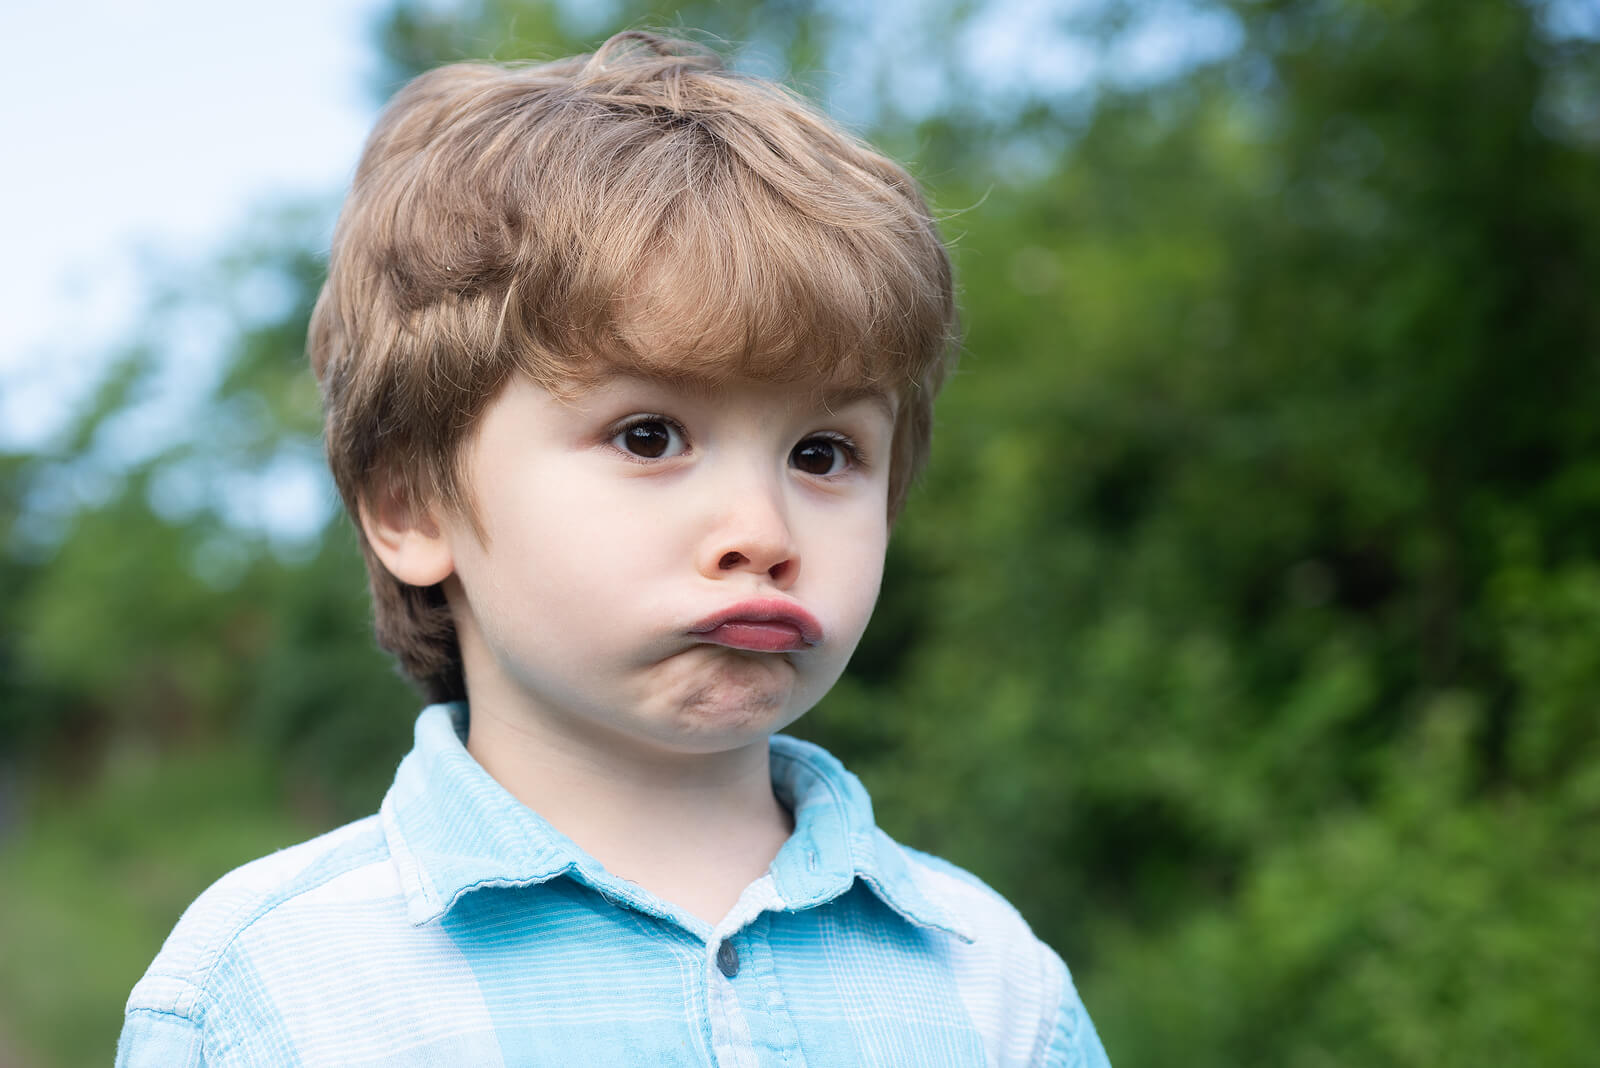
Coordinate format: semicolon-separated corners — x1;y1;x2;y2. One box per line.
771;735;1112;1062
124;815;393;1024
888;840;1111;1067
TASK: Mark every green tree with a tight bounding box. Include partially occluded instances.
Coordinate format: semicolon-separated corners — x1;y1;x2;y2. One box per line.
806;1;1600;1063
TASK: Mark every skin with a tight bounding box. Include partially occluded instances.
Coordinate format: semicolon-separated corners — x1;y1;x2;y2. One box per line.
364;373;896;924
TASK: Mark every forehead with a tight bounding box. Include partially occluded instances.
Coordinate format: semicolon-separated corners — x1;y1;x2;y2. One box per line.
555;367;899;422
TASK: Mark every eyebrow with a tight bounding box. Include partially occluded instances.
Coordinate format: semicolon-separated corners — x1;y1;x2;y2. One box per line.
579;369;898;422
816;386;898;422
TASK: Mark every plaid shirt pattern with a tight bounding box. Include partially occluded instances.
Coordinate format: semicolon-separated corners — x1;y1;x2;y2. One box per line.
119;705;1110;1066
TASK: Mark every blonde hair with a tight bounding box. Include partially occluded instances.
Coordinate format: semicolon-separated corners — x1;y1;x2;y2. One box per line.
308;30;957;700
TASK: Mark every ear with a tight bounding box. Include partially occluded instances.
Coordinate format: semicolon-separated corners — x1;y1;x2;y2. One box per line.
359;481;456;588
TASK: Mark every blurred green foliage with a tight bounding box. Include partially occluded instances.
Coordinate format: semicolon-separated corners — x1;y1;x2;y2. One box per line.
0;749;317;1066
3;0;1599;1064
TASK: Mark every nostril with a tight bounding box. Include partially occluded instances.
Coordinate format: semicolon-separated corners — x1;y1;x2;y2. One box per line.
768;560;792;582
719;551;747;570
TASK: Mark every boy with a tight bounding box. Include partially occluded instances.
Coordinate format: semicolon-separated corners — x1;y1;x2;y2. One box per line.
119;30;1109;1066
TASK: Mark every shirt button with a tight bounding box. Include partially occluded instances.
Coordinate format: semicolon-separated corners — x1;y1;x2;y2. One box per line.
716;940;740;978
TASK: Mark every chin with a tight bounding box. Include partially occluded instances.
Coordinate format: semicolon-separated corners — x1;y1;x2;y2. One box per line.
659;673;802;738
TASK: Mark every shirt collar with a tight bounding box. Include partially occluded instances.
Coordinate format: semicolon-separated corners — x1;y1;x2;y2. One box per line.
381;704;579;926
765;735;973;942
381;704;971;942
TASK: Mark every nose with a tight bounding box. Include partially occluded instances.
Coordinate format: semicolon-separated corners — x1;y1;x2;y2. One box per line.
696;478;799;588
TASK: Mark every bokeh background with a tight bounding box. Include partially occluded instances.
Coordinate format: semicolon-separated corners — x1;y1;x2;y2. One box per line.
4;0;1600;1064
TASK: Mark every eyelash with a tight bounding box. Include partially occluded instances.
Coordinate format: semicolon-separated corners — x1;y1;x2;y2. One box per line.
605;416;869;475
799;431;868;475
608;414;689;463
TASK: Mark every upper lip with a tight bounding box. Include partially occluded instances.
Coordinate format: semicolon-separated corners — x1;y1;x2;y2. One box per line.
688;598;824;646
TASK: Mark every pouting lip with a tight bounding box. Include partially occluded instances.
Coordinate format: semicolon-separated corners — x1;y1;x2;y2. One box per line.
687;599;824;647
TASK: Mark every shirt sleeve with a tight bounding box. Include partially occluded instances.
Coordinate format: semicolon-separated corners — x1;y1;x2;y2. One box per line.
117;1008;207;1068
1044;982;1113;1068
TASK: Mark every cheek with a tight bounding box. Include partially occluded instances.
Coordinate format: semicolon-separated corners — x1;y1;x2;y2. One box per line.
475;480;685;618
817;509;890;630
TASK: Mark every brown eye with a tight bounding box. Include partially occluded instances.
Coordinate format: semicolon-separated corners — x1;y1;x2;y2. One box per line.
612;419;685;459
791;437;847;475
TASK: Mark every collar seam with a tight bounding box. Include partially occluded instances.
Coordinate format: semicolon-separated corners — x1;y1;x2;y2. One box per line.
772;741;971;941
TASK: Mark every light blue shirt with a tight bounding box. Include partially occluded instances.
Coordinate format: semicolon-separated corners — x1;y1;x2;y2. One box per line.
119;704;1110;1066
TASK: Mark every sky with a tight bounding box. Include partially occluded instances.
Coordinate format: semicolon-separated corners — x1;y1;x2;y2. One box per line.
0;0;388;448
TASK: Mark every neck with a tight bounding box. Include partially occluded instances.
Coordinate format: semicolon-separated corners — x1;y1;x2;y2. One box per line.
464;700;794;927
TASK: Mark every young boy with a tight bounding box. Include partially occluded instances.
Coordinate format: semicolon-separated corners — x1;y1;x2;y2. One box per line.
119;31;1109;1066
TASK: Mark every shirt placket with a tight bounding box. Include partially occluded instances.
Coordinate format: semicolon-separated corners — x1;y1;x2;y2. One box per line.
705;912;807;1068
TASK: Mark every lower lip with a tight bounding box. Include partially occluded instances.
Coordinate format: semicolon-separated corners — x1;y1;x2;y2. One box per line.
697;622;811;652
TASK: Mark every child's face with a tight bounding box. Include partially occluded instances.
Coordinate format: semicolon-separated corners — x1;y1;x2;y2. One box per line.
431;373;895;758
